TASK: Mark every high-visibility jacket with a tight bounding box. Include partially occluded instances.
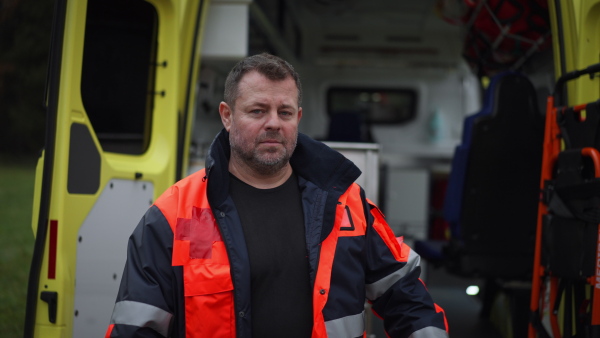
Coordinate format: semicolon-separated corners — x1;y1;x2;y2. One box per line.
106;130;448;338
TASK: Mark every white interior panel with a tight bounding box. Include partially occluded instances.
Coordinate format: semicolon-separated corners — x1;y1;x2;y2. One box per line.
73;179;154;337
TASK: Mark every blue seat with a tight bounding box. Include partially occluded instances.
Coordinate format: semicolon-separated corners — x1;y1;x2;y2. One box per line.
443;72;514;240
415;71;543;280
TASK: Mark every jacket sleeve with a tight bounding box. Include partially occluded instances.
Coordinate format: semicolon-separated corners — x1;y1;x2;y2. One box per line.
105;205;184;338
364;199;449;338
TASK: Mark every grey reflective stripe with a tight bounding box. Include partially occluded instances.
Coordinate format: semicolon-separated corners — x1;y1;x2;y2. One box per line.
110;300;172;337
365;248;421;300
325;311;365;338
408;326;449;338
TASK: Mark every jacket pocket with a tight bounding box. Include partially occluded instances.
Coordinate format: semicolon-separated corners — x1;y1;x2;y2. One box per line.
183;244;235;337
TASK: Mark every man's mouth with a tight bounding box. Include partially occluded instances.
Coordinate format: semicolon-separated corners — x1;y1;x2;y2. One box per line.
258;136;284;145
261;139;281;144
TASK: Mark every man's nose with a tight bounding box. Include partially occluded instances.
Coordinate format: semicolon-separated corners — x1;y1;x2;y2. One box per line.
264;110;281;129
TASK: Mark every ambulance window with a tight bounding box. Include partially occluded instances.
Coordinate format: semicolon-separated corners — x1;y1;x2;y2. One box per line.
327;88;417;124
80;0;158;155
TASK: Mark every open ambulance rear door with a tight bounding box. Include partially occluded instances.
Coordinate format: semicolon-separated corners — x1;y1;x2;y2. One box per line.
23;0;208;336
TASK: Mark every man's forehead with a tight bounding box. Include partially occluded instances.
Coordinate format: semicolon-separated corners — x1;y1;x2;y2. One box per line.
238;70;293;86
236;73;299;104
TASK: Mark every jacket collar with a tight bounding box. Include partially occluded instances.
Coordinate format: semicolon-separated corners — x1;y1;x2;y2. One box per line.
205;129;362;207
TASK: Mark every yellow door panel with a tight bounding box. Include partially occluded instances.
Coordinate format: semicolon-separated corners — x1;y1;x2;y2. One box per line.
552;0;600;105
24;0;207;337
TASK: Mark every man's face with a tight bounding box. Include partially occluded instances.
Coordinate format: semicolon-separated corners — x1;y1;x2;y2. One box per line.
219;71;302;176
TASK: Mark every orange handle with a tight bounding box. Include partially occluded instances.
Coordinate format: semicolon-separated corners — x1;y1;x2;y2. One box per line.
581;147;600;178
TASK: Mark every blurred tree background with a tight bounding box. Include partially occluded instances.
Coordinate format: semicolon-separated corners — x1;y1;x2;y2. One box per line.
0;0;55;335
1;0;55;161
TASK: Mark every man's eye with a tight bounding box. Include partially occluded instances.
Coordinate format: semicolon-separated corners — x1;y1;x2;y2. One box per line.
250;109;262;114
280;111;292;116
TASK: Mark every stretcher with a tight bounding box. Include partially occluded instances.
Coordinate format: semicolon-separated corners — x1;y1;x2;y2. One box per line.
529;62;600;338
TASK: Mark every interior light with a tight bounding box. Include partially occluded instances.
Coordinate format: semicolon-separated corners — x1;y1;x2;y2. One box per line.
466;285;480;296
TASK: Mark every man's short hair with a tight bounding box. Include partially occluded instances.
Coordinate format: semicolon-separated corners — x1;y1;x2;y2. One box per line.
223;53;302;109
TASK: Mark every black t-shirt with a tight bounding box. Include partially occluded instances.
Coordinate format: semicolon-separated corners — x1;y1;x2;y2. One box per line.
229;173;313;337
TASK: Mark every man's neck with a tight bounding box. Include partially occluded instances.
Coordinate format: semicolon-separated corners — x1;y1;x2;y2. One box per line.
228;160;293;189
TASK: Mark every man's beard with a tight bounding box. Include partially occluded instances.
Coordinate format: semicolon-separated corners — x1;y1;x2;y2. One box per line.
230;130;298;176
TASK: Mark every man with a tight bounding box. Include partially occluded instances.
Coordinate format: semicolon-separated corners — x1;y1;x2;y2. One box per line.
105;53;448;338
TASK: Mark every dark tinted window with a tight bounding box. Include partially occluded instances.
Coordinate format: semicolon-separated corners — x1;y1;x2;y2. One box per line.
81;0;158;154
327;87;417;124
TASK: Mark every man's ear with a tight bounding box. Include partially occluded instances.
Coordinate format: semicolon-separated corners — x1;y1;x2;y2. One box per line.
219;101;232;132
297;107;303;123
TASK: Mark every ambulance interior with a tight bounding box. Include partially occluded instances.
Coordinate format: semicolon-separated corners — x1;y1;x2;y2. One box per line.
188;0;554;336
